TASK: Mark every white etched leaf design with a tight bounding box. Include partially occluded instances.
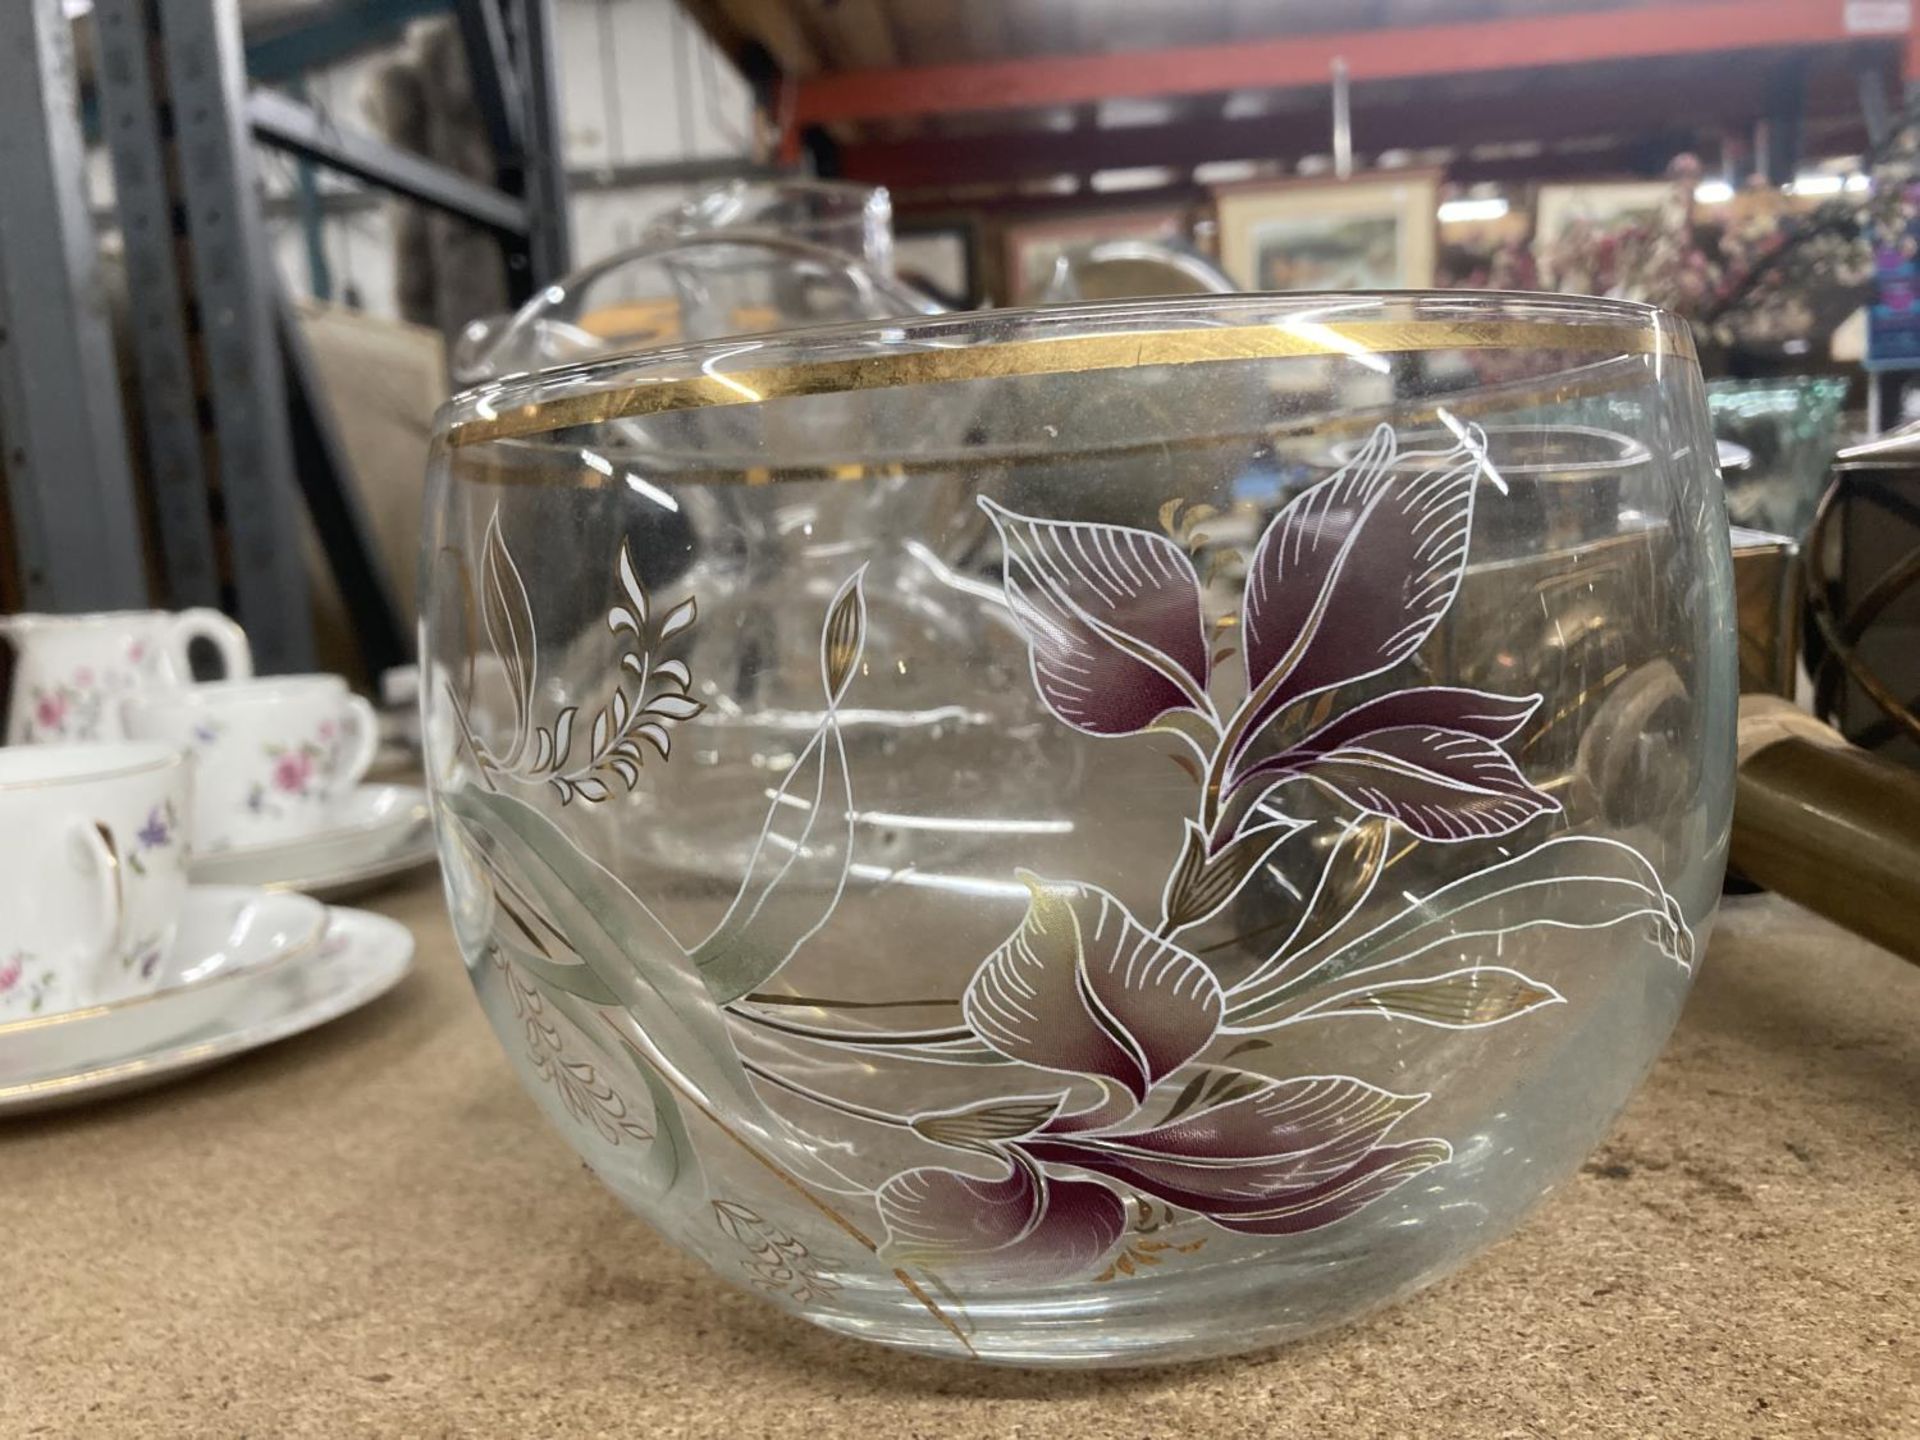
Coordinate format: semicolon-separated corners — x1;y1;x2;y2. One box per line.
479;508;538;768
1226;834;1693;1028
609;540;650;637
689;568;866;1004
1290;966;1564;1029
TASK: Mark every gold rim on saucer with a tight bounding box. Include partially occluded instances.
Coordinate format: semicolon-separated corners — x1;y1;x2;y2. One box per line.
0;911;411;1109
0;895;330;1040
191;788;432;870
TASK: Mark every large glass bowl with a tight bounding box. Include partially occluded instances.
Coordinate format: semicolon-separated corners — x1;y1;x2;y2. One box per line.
421;294;1735;1366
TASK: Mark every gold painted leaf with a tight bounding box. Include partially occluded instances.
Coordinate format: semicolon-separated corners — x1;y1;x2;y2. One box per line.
1159;818;1303;932
910;1094;1066;1151
1297;966;1563;1029
822;566;868;703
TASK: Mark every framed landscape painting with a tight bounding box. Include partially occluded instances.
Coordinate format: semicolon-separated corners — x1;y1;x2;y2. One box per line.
1214;172;1440;291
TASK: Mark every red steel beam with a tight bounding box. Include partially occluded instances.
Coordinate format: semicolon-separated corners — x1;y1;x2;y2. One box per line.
843;57;1877;190
887;118;1874;210
797;0;1872;125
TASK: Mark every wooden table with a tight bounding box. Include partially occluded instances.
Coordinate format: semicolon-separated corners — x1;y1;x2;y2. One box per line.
4;878;1915;1438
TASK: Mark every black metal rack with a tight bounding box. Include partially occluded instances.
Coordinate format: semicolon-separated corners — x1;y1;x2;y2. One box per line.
0;0;572;677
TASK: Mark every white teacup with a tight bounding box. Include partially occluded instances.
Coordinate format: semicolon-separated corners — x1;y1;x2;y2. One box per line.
0;742;194;1020
0;609;252;744
122;675;379;852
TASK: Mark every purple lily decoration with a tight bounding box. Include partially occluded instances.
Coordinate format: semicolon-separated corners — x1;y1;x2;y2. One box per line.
869;422;1561;1278
980;422;1560;853
458;420;1699;1340
876;874;1450;1280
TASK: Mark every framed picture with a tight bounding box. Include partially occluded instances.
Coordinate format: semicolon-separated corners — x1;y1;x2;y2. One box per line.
1214;172;1440;291
1000;208;1188;304
1533;181;1672;250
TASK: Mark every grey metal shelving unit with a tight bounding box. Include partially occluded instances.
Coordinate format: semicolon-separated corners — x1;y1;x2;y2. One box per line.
0;1;149;615
0;0;571;675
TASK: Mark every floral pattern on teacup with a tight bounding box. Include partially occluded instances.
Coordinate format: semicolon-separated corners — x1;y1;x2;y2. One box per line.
126;800;182;876
19;638;160;741
23;677;106;742
0;950;58;1014
244;721;349;819
124;931;167;981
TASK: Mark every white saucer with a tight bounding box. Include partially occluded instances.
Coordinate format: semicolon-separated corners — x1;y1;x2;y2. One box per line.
190;784;437;901
0;891;413;1115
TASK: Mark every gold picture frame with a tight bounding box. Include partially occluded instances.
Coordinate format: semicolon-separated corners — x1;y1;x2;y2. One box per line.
1533;180;1673;253
1214;172;1440;291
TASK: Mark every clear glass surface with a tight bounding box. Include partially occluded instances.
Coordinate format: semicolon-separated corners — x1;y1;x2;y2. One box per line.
1033;239;1237;303
450;232;941;386
1705;376;1849;537
422;293;1736;1365
646;178;897;276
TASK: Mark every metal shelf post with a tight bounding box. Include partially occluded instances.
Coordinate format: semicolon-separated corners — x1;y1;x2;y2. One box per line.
0;0;147;611
93;0;223;609
159;0;317;671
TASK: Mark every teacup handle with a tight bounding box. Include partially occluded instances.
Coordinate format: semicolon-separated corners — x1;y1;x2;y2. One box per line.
168;609;253;681
74;820;127;972
337;694;382;788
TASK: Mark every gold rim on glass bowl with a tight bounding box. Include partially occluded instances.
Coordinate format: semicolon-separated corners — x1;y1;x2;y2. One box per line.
442;292;1694;448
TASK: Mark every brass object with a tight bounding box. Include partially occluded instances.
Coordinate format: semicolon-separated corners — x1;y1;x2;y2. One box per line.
447;317;1695;446
1730;528;1799;698
1732;695;1920;968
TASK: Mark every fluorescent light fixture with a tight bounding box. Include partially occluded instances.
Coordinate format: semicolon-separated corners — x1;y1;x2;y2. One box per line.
1097;98;1177;129
1437;197;1510;224
1090;166;1175;193
1787;173;1845;196
1693;180;1734;204
1847;173;1873;193
1193;159;1261;186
